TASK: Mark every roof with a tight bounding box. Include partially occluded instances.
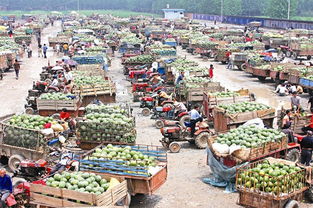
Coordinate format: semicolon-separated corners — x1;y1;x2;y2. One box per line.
162;9;185;12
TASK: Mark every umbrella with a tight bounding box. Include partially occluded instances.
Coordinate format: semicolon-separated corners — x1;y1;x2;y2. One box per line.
65;59;77;66
52;66;63;70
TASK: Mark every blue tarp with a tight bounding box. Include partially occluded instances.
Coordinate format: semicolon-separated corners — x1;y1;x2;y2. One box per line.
203;148;248;193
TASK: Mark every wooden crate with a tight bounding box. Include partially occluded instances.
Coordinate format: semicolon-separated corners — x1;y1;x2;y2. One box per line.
252;68;270;77
73;83;116;97
279;71;289;81
37;98;80;111
270;70;279;80
288;74;300;84
38;109;81;117
244;65;254;74
238;189;304;208
80;94;116;107
30;176;127;207
96;166;167;195
213;107;275;133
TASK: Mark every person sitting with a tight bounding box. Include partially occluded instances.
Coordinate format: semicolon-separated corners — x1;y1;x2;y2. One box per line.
189;105;203;137
0;169;12;207
302;109;313;133
50;153;75;175
297;85;303;94
50;75;59;88
281;110;296;143
275;84;288;96
290;91;301;112
299;130;313;166
157;90;170;106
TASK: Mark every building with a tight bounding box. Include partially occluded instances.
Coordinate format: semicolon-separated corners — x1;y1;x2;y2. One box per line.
162;9;185;20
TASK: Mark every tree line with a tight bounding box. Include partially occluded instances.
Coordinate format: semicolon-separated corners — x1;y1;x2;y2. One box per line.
1;0;313;19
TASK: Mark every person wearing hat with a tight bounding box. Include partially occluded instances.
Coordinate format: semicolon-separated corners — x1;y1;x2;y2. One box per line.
299;130;313;166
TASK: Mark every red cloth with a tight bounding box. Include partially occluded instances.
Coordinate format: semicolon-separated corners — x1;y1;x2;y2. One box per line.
60;112;70;120
309;115;313;128
209;68;213;78
226;51;231;58
245;37;252;42
44;123;51;129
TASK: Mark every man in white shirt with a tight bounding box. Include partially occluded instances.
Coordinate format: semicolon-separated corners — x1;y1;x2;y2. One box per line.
50;76;59;87
276;84;288;96
189;105;203;136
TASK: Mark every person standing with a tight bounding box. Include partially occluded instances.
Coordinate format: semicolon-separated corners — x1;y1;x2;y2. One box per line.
13;59;20;80
43;44;48;58
189;105;203;137
299;131;313;166
38;45;42;58
0;168;13;207
55;43;60;56
209;64;214;79
63;43;68;55
176;71;185;85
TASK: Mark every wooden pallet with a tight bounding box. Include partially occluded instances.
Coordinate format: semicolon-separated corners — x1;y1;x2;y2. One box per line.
30;176;127;207
37;98;80;111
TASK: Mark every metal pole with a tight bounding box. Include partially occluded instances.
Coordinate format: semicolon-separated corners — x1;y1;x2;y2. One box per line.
221;0;224;23
287;0;290;20
77;0;80;12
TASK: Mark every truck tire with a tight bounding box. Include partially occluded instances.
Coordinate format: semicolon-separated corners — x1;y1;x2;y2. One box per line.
292;53;298;60
169;142;181;153
284;200;299;208
286;149;300;162
179;115;190;128
155;120;164;129
286;51;292;57
308;55;312;60
25;107;34;115
257;76;266;81
241;63;247;71
8;154;24;172
142;108;150;116
304;187;313;203
195;132;211;149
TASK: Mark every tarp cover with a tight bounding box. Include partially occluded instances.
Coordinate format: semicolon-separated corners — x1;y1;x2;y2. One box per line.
203;148;248;193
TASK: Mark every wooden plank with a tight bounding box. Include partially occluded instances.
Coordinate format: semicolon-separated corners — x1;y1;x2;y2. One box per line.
30;193;64;207
31;184;61;195
62;188;95;204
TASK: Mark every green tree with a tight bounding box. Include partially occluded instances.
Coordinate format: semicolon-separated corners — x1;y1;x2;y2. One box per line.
265;0;297;19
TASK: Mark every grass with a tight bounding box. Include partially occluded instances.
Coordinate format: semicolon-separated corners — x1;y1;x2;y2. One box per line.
0;10;160;18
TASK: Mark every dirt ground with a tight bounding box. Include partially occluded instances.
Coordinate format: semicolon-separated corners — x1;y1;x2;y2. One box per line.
0;21;312;208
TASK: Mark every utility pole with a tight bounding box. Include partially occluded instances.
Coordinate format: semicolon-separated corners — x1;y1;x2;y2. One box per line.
220;0;224;23
77;0;80;12
287;0;290;20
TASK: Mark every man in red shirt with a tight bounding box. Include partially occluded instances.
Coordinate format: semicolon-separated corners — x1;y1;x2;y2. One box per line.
302;109;313;133
60;108;70;121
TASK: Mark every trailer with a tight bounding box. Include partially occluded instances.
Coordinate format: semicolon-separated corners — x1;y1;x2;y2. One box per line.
288;40;313;60
203;89;255;122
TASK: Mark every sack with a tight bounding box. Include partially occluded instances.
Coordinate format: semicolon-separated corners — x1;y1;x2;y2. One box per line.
6;194;16;207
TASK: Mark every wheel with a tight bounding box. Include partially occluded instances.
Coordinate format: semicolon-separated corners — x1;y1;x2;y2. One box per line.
45;79;52;84
155;120;164;129
309;89;313;97
304;187;313;203
286;51;292;57
13;179;27;189
25;107;34;115
169;142;181;153
195;132;211;149
284;200;299;208
241;63;247;71
221;61;227;64
257;76;266;81
292;52;298;60
8;154;24;172
285;148;300;162
47;89;57;93
236;65;242;70
142;108;150;116
307;55;311;60
179;115;190;128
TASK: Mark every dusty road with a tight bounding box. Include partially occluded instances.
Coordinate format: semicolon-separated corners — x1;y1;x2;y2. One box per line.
0;21;311;208
0;22;61;118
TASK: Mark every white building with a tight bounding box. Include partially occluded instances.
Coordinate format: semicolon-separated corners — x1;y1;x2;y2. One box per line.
162;9;185;20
